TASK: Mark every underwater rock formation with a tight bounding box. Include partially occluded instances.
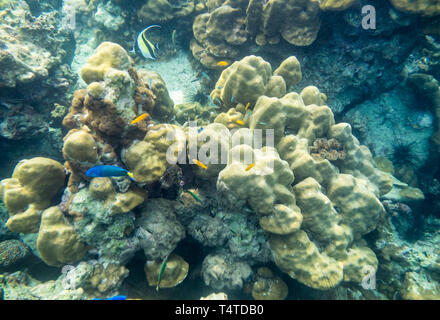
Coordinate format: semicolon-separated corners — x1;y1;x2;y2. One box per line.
61;259;129;297
343;87;433;172
0;1;75;93
201;252;252;290
64;42;155;143
374;214;440;299
138;69;174;121
0;270;85;300
135;199;185;261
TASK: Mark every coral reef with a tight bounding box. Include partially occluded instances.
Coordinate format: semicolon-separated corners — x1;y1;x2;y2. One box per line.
63;42;155;146
2;0;440;299
61;259;129;297
374;214;440;299
0;270;85;300
190;0;322;68
216;55;392;290
174;102;219;125
137;69;174;121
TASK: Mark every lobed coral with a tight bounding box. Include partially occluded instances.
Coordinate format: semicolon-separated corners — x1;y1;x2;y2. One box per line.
124;124;186;184
0;157;65;233
210;55;301;110
216;55;392;290
36;206;87;267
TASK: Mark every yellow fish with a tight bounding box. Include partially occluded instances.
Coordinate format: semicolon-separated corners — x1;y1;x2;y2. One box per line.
245;163;255;171
193;159;208;170
245;102;251;111
236;120;245;126
217;61;229;67
130;113;149;124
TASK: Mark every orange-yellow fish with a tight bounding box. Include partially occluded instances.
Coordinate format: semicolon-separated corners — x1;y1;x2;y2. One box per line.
236;120;245;126
245;163;255;171
130;113;149;124
193;159;208;170
245;102;251;111
217;61;229;67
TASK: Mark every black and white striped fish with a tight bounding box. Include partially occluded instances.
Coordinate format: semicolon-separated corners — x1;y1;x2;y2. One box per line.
131;25;161;60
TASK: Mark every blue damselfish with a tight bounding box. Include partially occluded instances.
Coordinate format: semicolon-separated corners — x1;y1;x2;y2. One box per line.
93;295;127;300
86;165;134;180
